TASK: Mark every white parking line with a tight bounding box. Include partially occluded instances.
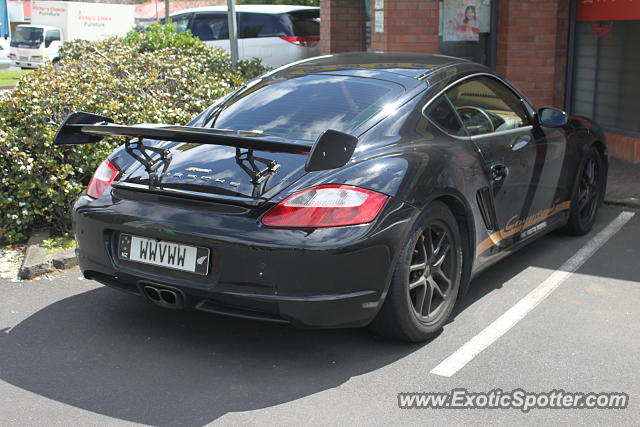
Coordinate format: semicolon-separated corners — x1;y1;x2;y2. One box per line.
431;211;636;378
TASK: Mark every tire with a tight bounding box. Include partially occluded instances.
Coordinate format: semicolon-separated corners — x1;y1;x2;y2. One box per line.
370;201;463;342
563;146;604;236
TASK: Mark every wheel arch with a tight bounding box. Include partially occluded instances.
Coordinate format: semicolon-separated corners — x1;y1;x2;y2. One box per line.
592;139;608;206
425;190;476;299
592;138;608;171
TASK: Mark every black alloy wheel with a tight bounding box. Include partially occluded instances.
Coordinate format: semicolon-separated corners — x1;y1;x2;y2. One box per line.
370;201;463;342
577;156;600;224
564;146;604;236
408;224;456;325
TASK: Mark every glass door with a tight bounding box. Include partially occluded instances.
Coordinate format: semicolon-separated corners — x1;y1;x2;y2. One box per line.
438;0;497;67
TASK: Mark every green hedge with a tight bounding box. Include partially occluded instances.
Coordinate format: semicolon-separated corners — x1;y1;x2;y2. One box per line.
0;23;266;243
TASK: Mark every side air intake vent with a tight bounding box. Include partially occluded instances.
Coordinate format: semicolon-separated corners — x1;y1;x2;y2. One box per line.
476;187;498;231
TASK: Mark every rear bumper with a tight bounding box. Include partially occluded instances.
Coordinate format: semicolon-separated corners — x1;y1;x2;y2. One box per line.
84;268;383;328
73;191;418;328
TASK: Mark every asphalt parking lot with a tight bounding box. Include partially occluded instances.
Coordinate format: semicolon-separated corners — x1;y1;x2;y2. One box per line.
0;206;638;426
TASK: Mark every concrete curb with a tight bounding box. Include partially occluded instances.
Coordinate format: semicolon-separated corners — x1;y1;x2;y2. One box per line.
604;198;640;209
0;85;14;90
18;229;78;280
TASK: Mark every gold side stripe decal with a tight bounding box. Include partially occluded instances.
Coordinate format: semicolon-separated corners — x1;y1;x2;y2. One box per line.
475;201;572;257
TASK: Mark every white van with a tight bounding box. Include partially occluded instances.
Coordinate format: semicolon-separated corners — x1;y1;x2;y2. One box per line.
168;5;320;69
10;1;134;69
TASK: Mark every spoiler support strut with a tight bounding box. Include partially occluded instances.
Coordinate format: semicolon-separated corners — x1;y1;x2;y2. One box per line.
124;138;173;187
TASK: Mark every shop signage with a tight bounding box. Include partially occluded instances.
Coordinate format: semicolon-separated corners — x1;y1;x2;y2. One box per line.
8;1;31;22
441;0;491;42
577;0;640;21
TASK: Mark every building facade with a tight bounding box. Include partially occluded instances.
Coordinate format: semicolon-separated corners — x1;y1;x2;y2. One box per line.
320;0;640;163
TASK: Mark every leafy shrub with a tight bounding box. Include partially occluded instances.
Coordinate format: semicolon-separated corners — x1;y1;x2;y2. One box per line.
122;21;204;53
42;234;76;255
0;23;266;243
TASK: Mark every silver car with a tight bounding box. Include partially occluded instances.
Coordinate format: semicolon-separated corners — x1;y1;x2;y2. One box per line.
168;5;320;69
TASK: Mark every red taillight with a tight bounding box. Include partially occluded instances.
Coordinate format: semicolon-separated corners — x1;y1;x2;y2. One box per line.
262;185;388;228
279;36;320;47
86;159;119;199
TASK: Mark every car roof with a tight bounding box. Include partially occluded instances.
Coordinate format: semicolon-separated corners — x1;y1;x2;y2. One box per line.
172;4;318;16
269;52;486;88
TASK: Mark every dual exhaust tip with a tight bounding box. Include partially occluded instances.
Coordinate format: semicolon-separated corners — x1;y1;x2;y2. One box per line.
142;284;185;309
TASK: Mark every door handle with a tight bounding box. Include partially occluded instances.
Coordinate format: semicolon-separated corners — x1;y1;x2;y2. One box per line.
511;135;531;151
490;163;508;182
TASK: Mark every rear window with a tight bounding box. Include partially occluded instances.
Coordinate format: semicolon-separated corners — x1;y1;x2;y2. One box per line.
211;75;404;141
238;10;319;38
287;10;319;37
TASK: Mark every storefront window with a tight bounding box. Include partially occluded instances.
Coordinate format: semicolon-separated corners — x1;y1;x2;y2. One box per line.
571;0;640;134
571;20;640;133
439;0;494;66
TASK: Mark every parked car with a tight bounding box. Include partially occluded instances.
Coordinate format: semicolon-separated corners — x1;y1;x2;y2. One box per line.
55;53;607;342
167;4;319;68
0;45;12;69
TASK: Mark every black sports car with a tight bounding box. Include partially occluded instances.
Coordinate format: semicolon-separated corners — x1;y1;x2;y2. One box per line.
55;53;607;342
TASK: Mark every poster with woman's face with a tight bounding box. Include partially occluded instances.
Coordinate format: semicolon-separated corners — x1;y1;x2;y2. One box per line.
442;0;491;42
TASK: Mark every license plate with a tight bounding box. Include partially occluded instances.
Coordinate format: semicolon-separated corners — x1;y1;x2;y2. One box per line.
19;56;28;61
118;234;209;275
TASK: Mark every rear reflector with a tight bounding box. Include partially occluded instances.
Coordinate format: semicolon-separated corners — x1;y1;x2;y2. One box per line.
262;185;388;228
279;36;320;47
86;159;119;199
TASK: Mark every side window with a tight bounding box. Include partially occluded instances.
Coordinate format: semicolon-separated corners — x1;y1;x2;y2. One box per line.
446;76;530;136
45;30;60;48
170;15;191;34
424;95;468;137
239;13;288;38
190;14;229;41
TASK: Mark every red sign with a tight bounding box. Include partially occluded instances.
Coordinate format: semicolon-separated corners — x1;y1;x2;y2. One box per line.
23;0;30;20
577;0;640;21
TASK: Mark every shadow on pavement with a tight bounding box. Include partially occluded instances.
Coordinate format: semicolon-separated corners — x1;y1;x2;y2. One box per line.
0;208;635;425
452;206;639;317
0;287;421;426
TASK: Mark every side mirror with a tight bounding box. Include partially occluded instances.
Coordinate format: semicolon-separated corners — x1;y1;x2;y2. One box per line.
305;129;358;172
538;107;568;128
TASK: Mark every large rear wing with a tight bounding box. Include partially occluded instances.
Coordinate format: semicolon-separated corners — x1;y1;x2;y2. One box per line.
54;111;358;172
